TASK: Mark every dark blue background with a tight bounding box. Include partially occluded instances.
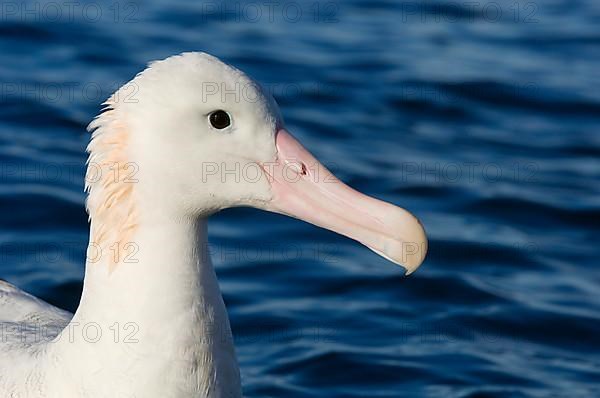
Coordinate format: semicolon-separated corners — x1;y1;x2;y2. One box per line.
1;1;599;396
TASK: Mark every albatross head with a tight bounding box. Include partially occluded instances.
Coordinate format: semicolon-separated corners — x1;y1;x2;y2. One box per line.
87;52;427;274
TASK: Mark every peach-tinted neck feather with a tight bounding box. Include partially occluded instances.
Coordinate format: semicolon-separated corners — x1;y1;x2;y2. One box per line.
85;97;138;271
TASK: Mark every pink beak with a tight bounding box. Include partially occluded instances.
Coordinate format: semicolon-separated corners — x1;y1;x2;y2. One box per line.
261;129;427;274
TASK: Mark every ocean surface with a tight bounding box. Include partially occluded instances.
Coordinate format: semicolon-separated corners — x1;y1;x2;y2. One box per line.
0;0;599;396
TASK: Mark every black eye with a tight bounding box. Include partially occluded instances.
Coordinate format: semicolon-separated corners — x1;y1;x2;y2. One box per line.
209;110;231;129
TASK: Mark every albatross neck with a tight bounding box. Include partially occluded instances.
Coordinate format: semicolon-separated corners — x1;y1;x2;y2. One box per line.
61;213;241;397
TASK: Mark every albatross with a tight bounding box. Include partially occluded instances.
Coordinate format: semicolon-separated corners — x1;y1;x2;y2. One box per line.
0;52;427;398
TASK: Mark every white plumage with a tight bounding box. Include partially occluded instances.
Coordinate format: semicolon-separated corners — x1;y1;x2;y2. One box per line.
0;52;426;397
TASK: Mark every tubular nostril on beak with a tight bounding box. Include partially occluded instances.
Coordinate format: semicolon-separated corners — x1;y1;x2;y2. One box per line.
283;160;309;178
300;162;308;176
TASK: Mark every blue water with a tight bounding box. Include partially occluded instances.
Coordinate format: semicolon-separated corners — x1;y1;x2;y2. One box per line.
1;0;599;396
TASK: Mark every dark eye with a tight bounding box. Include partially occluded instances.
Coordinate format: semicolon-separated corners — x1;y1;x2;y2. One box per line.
209;110;231;129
